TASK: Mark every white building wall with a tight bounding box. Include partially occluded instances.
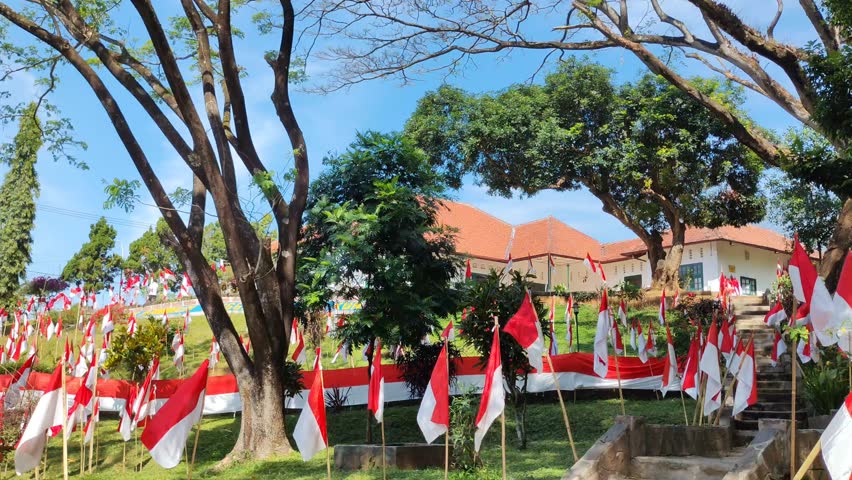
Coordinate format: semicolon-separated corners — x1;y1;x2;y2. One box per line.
712;241;789;295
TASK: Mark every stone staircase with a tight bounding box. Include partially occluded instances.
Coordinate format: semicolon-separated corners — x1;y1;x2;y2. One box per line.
731;296;807;434
619;447;749;480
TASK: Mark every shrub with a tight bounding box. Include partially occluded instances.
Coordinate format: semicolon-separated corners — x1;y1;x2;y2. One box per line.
449;384;481;472
103;318;173;382
802;347;849;415
324;387;351;413
395;342;460;398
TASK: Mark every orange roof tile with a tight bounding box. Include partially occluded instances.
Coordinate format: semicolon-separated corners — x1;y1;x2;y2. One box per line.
436;200;799;263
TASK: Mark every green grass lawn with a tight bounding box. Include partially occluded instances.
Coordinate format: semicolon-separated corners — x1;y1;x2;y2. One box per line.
20;395;692;480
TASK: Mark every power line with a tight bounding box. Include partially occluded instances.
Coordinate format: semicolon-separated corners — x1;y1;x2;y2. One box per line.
36;203;155;230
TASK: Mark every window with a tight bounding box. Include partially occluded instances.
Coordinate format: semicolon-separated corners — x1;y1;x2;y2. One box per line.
688;249;693;260
740;276;757;295
744;250;750;261
631;263;635;273
624;275;642;288
679;263;704;291
700;247;704;258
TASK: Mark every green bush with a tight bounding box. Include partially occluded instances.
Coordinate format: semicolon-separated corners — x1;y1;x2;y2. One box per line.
103;318;173;382
802;347;849;415
395;342;461;398
449;384;481;472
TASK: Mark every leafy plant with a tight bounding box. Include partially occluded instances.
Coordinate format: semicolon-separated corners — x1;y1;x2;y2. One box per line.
324;387;351;413
395;342;460;398
281;361;306;400
552;284;569;297
103;318;173;382
615;280;643;302
449;384;481;472
459;270;546;449
25;276;68;295
802;348;849;415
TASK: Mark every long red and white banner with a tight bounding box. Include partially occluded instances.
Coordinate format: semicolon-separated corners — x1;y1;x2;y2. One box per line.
1;353;675;415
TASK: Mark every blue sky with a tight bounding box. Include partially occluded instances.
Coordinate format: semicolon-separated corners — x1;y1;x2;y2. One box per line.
0;1;815;278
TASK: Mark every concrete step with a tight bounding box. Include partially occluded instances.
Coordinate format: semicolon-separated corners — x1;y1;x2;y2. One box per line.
757;379;792;389
732;296;766;306
735;416;806;430
629;454;743;480
739;409;807;422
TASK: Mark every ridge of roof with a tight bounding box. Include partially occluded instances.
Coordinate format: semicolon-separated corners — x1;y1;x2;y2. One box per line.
438;199;512;227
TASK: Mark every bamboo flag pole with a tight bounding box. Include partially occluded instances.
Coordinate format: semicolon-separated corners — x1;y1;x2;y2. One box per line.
380;420;387;480
62;362;69;480
88;370;99;474
790;296;799;480
792;439;821;480
188;422;202;480
500;408;507;480
544;353;579;462
320;357;331;480
715;335;754;426
613;349;626;416
444;337;450;480
679;381;690;425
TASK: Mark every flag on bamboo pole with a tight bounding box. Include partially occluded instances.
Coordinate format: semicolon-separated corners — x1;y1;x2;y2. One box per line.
141;359;208;469
127;313;137;337
593;290;611;378
209;338;220;370
617;299;628;328
659;288;667;325
833;254;852;353
3;354;35;409
700;319;722;415
763;301;787;327
367;340;385;423
294;348;327;461
660;324;678;397
291;323;306;365
565;294;574;348
820;392;852;480
465;259;472;280
83;402;99;444
583;253;596;273
770;330;787;367
441;321;455;341
788;236;835;344
417;343;449;444
474;325;504;452
14;363;64;474
682;334;701;399
636;321;648;363
504;291;545;372
732;340;757;416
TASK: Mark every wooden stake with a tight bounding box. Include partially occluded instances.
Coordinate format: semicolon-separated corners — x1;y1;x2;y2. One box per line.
792;439;821;480
80;410;85;475
500;409;507;480
613;351;626;416
123;442;127;473
62;362;69;480
188;422;201;480
791;296;798;480
679;383;690;426
88;373;99;474
444;337;450;480
326;439;332;480
545;353;579;462
380;420;387;480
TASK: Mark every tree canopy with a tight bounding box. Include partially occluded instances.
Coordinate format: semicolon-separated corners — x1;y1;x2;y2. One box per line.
300;131;460;348
767;173;842;256
0;103;41;308
124;219;182;275
406;61;765;287
61;217;122;292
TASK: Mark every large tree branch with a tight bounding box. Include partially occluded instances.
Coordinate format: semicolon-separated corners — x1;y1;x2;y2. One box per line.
798;0;841;53
0;0;253;379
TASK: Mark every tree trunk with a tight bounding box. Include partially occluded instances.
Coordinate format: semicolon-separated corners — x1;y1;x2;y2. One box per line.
652;223;686;291
820;197;852;291
218;366;290;467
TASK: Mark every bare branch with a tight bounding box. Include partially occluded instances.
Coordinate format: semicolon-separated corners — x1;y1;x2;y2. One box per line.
798;0;841;52
685;52;766;96
767;0;783;39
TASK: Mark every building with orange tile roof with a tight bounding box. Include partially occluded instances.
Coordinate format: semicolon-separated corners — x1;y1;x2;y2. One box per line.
436;200;796;295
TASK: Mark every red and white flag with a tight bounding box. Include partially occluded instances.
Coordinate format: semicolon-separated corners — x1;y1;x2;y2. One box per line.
610;321;624;355
183;309;192;333
504;291;545;371
770;330;787;367
294;348;327;461
159;268;176;283
102;306;114;334
474;325;504;452
763;301;787;327
682;334;702;399
645;320;657;357
660;324;678;397
565;295;574;349
291;323;306;365
672;287;680;308
173;331;185;369
700;320;722;415
833;254;852;353
441;321;455;341
820;392;852;480
593;290;611;378
729;336;746;376
367;340;385;423
128;313;138;337
141;359;209;469
583;252;597;273
617;299;628;328
526;254;536;275
720;316;734;363
465;259;472;280
83;402;100;445
417;343;449;444
503;254;513;273
658;288;667;326
62;363;97;439
178;272;192;299
132;358;161;429
209;338;220;369
636;320;648;363
3;354;35;409
118;386;139;442
15;364;65;474
788;236;835;343
732;338;757;416
161;309;169;325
